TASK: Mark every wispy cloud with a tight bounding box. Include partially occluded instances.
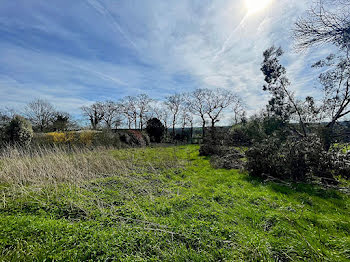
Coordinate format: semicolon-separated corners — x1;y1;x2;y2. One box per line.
0;0;334;123
85;0;138;51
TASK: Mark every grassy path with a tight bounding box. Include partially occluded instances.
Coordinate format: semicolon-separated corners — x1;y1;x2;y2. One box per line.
0;145;349;261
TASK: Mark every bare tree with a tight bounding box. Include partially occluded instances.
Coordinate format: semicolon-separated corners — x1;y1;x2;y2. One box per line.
101;100;121;129
205;88;237;129
312;54;350;149
178;95;194;139
25;99;56;132
0;107;16;126
187;89;210;137
152;102;171;135
0;108;15;129
81;102;104;130
136;94;152;130
179;110;194;139
293;1;350;148
120;96;138;129
293;0;350;51
232;97;246;125
52;111;72;131
151;101;163;120
165;94;183;136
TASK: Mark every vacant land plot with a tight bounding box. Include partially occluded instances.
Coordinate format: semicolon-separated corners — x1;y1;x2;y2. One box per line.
0;145;349;261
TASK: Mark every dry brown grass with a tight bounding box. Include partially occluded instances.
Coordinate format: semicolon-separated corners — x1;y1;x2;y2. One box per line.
0;144;187;235
0;145;185;187
0;145;132;186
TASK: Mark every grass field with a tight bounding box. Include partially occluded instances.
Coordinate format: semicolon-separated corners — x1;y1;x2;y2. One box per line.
0;145;349;261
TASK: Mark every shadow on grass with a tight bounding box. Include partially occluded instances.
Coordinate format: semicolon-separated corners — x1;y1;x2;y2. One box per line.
243;174;343;200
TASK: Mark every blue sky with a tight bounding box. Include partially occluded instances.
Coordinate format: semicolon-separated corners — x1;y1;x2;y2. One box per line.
0;0;333;119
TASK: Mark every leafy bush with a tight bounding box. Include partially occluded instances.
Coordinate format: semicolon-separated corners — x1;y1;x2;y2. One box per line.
2;116;33;146
245;137;283;178
199;141;245;170
334;151;350;179
246;136;340;183
79;131;96;146
119;132;132;145
141;131;151;145
146;118;165;143
46;132;68;143
228;127;252;146
210;153;245;170
199;143;221;156
119;130;150;147
128;130;147;146
94;130;121;148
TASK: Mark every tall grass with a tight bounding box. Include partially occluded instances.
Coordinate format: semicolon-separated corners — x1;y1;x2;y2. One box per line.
0;145;349;261
0;144;184;187
0;145;130;186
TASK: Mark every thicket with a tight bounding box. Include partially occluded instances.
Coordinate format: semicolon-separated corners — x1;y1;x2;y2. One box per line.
199;128;245;170
146;118;165;143
241;40;350;184
0;116;33;146
245;136;342;183
30;130;150;148
201;116;350;184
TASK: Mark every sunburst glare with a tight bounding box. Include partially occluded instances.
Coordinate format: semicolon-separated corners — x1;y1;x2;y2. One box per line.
245;0;273;14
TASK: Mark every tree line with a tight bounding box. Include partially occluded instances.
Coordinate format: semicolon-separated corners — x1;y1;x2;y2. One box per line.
80;88;244;137
0;88;245;136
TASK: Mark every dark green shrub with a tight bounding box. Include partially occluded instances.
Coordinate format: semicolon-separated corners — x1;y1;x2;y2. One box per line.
2;115;33;146
199;140;245;170
146;118;165;143
228;127;252;146
226;116;288;148
246;136;339;183
199;143;221;156
141;131;151;146
334;151;350;179
245;137;284;179
94;130;121;147
119;132;132;145
119;130;150;147
210;152;245;170
128;130;147;146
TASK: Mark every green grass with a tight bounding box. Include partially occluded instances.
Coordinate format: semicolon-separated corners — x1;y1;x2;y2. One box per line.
0;145;349;261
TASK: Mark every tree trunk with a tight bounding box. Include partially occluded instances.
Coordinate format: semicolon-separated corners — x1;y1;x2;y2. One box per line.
210;119;216;141
323;122;336;151
190;123;193;139
90;117;96;130
201;119;206;138
172;115;176;137
140;114;143;131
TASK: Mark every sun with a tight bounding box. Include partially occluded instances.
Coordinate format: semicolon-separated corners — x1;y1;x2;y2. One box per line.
245;0;273;14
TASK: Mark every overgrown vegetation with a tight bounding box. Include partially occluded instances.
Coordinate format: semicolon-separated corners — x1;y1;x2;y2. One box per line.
0;145;349;261
0;115;33;146
146;118;165;143
1;1;350;260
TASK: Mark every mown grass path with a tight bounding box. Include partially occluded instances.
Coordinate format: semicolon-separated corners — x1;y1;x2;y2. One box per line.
0;145;349;261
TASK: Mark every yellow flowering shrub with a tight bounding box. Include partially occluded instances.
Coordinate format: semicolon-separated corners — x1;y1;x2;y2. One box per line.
46;132;67;143
66;132;76;143
45;132;78;144
79;131;95;146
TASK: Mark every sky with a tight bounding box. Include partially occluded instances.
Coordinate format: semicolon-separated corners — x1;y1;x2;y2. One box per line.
0;0;334;122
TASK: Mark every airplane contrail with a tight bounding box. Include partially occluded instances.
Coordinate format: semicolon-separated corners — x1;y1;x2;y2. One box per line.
86;0;138;51
213;13;249;60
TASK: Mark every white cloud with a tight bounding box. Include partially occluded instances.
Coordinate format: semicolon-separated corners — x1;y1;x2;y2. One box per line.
0;0;336;125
